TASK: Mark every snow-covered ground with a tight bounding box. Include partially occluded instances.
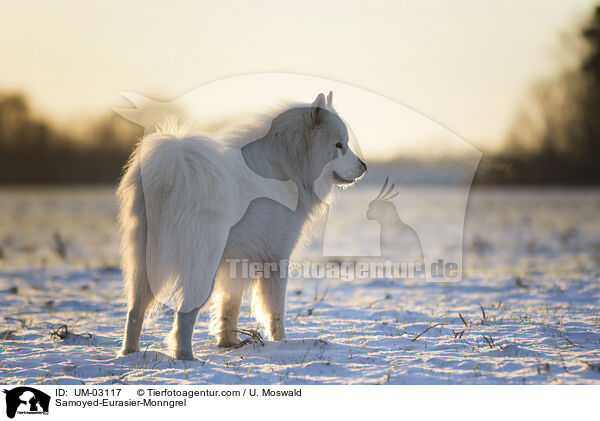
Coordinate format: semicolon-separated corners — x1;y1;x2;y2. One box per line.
0;186;599;384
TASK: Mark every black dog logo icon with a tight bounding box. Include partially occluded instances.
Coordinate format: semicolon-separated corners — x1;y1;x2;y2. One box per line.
3;387;50;418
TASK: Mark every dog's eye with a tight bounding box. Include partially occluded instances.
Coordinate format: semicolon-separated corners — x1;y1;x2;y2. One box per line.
335;142;343;149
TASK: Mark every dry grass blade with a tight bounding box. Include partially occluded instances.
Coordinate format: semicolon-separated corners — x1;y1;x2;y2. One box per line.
232;328;265;348
482;334;495;348
452;329;465;339
412;323;441;342
296;285;330;318
50;324;70;340
459;313;468;327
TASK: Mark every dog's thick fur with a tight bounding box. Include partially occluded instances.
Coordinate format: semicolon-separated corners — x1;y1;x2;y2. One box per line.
118;92;366;359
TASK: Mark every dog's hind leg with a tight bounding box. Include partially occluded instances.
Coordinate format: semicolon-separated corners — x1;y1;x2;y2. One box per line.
121;277;154;355
252;272;288;341
119;160;155;356
210;271;246;348
169;307;201;360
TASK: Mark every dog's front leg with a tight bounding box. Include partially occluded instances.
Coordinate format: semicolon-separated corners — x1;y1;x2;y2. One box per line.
252;273;288;341
169;307;201;360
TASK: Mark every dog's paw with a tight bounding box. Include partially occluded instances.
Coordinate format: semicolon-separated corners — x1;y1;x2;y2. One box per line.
173;350;197;361
271;333;286;341
216;336;242;348
119;346;140;356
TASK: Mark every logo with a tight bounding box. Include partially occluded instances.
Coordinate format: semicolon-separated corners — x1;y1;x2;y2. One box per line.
3;387;50;419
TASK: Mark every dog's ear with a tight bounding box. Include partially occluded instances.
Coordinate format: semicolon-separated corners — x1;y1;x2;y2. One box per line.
326;91;333;107
310;93;327;127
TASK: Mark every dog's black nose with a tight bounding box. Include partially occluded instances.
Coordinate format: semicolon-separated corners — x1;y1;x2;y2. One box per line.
359;159;367;172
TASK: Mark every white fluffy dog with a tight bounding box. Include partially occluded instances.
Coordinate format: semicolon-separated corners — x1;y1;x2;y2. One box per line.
118;92;366;359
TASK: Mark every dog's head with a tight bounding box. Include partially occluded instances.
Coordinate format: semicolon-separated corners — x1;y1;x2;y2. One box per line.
271;92;367;192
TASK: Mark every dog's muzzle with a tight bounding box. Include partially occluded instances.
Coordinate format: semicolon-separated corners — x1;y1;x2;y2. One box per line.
333;159;367;184
333;171;356;184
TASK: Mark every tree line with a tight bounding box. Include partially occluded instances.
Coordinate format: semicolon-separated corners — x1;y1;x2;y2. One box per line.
476;5;600;184
1;6;599;185
0;93;142;184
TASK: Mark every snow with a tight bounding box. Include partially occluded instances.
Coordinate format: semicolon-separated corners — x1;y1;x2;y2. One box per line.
0;186;599;384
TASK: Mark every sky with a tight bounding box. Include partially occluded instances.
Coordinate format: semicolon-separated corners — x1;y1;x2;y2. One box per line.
0;0;597;158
